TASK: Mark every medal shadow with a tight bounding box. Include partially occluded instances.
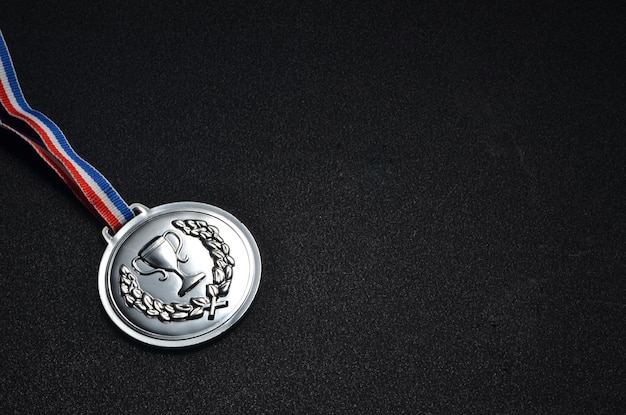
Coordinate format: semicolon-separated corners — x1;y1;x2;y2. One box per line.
98;304;253;354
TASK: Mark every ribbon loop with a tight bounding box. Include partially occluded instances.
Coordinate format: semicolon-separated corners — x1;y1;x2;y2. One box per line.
0;32;134;231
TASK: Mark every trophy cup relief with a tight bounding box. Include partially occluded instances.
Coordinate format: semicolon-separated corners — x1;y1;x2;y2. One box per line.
132;231;206;297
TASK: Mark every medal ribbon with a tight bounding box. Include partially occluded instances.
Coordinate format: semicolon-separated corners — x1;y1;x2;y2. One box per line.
0;32;134;232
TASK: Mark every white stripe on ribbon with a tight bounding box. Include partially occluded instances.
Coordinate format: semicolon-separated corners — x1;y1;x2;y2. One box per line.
0;31;134;230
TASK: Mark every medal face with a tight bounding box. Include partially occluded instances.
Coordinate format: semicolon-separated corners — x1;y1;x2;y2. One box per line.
98;202;261;348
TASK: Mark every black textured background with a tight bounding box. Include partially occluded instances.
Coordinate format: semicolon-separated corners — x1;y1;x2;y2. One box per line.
1;2;624;414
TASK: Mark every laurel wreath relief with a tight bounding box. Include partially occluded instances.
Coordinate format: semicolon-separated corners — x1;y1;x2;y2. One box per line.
119;219;235;322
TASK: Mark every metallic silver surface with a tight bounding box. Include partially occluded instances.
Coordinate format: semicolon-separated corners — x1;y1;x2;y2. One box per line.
98;202;261;348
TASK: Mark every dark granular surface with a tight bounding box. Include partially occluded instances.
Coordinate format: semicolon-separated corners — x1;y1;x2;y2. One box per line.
0;2;624;413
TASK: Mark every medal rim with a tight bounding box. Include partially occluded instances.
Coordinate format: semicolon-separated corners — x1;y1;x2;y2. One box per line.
98;201;261;348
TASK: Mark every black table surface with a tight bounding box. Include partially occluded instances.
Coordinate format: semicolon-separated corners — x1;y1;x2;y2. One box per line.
1;2;624;414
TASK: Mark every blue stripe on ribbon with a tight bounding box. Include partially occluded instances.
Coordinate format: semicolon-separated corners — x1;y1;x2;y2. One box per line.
0;32;134;224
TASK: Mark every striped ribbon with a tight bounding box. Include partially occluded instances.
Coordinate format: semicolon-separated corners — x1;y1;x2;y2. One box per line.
0;32;134;232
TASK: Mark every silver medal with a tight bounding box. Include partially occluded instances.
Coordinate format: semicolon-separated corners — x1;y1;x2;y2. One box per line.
98;202;261;348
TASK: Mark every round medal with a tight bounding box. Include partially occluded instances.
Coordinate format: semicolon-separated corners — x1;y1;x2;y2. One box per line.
1;35;263;348
98;202;262;348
